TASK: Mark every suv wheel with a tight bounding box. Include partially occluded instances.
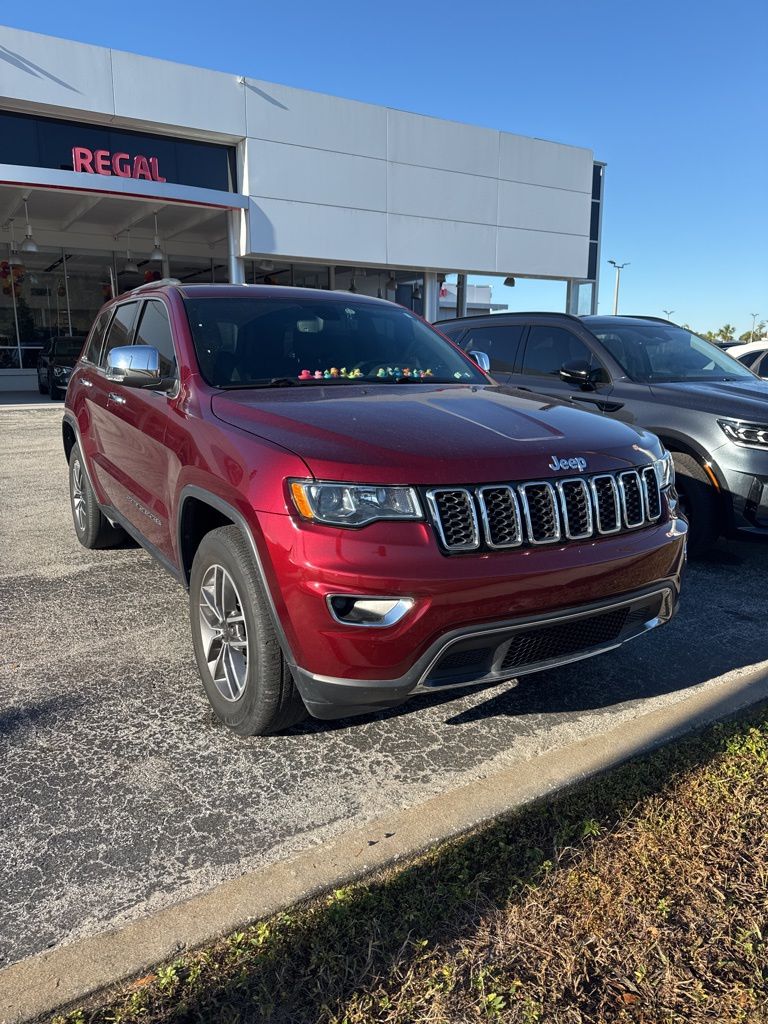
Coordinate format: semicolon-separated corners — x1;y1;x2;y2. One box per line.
49;373;61;400
671;452;720;555
189;525;306;736
38;370;48;394
68;444;124;549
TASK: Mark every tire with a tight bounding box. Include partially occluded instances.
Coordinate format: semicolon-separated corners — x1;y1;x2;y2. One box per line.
38;371;48;394
68;443;124;549
49;374;61;400
189;525;306;736
671;452;720;555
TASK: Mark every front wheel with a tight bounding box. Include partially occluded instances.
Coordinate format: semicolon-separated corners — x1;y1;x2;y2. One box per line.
189;525;306;736
38;371;48;394
671;452;720;555
49;374;61;400
68;444;124;549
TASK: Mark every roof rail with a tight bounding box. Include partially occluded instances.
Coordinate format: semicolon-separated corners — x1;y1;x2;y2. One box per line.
614;314;677;325
128;278;181;296
435;310;583;325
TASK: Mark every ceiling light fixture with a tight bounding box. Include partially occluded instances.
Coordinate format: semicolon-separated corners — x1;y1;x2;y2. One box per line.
149;214;165;262
20;199;38;253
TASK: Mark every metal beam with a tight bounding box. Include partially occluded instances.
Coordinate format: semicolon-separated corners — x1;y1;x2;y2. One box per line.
163;206;222;241
0;188;30;228
113;203;161;238
59;195;103;232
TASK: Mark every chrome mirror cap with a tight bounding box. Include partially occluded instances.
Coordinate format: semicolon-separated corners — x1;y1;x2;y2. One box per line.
105;345;162;387
469;349;491;372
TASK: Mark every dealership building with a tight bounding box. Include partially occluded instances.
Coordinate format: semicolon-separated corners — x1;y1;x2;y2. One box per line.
0;25;604;391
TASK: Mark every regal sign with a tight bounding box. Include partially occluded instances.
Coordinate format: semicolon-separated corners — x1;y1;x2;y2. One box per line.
71;146;167;182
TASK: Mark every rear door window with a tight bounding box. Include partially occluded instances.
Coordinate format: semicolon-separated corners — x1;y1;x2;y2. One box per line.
462;324;525;375
100;302;139;368
82;312;112;365
135;300;178;379
521;325;608;382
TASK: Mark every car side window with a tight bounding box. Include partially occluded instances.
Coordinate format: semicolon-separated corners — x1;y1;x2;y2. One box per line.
82;311;112;366
135;300;178;380
100;302;139;369
462;324;524;375
438;325;465;343
753;352;768;378
521;325;608;382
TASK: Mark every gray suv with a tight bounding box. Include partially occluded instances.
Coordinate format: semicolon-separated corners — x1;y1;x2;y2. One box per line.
438;312;768;553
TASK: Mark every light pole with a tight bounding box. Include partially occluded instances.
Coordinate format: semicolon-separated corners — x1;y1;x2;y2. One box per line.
751;312;759;342
663;309;675;319
608;260;629;315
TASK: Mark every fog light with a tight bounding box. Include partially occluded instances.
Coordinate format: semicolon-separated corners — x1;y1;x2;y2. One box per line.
327;595;414;627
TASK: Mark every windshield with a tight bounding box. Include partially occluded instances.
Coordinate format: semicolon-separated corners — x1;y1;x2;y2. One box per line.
590;322;755;384
52;338;84;360
183;295;486;388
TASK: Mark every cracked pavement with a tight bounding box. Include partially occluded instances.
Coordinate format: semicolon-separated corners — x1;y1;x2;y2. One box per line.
2;403;768;969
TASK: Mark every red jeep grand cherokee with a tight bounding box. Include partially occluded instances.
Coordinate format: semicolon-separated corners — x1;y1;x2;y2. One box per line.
62;282;687;735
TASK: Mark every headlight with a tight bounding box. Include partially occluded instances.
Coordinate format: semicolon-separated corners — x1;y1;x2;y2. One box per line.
718;419;768;449
54;366;70;377
289;480;422;527
653;449;675;490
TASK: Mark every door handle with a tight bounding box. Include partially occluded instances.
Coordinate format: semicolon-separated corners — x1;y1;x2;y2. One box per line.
569;395;624;413
108;392;126;405
81;378;93;388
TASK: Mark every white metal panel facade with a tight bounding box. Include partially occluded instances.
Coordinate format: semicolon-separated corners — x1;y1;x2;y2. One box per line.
0;25;597;278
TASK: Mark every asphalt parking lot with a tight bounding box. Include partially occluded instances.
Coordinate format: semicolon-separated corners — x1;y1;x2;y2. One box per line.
2;402;768;971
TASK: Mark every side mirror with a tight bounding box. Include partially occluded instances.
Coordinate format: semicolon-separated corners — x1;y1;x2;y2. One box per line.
106;345;162;387
559;359;602;391
468;349;491;372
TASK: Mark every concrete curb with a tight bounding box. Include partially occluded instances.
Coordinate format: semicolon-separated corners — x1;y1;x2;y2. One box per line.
3;666;768;1024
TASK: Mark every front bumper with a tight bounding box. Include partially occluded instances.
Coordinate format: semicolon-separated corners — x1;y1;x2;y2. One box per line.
293;582;680;719
256;505;687;720
718;450;768;534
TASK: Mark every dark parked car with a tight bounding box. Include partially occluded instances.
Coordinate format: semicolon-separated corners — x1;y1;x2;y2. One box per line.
62;282;685;736
438;312;768;553
38;336;84;399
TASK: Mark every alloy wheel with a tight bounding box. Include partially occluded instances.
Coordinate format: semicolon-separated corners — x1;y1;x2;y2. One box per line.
71;460;87;532
199;564;249;702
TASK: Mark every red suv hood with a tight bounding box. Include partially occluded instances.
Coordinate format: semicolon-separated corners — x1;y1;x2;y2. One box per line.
211;384;653;485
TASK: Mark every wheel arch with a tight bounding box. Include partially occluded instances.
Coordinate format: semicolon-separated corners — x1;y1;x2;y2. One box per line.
177;485;297;667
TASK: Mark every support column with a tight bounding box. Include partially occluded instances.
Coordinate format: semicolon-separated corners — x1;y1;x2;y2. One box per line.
456;273;468;317
422;271;439;324
227;209;245;284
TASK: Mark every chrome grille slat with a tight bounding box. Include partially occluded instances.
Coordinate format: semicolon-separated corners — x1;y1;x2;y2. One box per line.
641;466;662;520
426;488;479;551
477;485;523;548
618;470;645;528
590;474;622;534
557;478;593;540
427;467;663;553
518;481;561;544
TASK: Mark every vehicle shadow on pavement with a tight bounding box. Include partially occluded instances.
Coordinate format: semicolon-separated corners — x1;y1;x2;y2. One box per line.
0;694;83;740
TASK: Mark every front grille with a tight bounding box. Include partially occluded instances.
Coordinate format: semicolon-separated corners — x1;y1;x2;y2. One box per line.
427;466;663;553
499;606;630;672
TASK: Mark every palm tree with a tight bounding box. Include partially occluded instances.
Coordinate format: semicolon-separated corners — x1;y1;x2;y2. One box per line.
716;324;736;342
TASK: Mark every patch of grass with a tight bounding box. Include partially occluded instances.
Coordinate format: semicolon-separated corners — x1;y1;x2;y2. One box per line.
54;707;768;1024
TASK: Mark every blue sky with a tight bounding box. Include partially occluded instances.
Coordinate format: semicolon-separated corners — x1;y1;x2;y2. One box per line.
4;1;767;334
